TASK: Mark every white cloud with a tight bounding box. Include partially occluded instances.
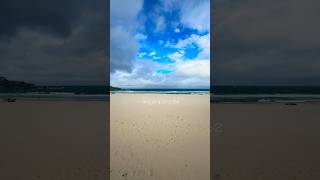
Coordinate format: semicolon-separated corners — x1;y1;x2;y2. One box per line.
161;0;210;32
149;51;156;56
168;51;184;61
175;60;210;78
174;28;180;33
111;70;157;87
135;33;148;40
111;57;209;88
166;32;210;86
195;34;210;59
164;41;174;48
180;0;210;32
155;16;166;32
111;59;165;88
174;33;210;59
138;52;146;58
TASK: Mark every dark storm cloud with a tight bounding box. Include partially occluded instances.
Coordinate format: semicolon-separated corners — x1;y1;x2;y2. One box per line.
0;0;108;85
0;0;79;38
213;0;320;85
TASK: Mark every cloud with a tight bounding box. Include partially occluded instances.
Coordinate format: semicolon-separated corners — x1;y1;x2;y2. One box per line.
180;0;210;32
0;0;108;85
155;16;166;32
0;0;83;39
149;51;156;56
135;33;148;40
168;51;184;61
110;0;144;73
175;60;209;78
161;0;210;32
138;52;147;58
214;0;320;85
111;59;209;88
111;32;210;88
169;34;210;83
110;0;144;27
111;0;210;88
110;26;139;72
174;33;210;59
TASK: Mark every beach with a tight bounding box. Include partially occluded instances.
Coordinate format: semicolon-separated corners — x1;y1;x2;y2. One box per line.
2;95;319;180
111;93;210;180
212;103;320;180
0;100;109;180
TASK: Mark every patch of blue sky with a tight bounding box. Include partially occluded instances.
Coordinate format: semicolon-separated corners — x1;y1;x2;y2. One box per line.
135;0;208;67
183;45;200;60
136;46;175;63
136;30;201;61
156;68;174;75
144;26;198;46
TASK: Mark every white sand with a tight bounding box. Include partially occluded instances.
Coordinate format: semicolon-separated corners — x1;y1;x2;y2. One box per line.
111;93;210;180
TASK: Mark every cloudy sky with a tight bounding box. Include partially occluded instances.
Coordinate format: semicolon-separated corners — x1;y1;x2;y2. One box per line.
110;0;210;89
0;0;108;85
213;0;320;86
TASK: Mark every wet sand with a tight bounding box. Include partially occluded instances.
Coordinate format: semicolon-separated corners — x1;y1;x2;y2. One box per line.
111;93;210;180
212;103;320;180
0;100;109;180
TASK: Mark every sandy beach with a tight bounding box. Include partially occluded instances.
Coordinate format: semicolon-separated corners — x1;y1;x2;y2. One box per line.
212;103;320;180
111;93;210;180
2;96;319;180
0;100;109;180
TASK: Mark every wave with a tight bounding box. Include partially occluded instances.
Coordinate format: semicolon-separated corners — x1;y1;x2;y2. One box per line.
111;90;210;95
211;94;320;103
0;92;108;101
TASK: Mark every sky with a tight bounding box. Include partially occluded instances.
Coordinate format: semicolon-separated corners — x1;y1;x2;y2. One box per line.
110;0;210;89
2;0;319;87
0;0;108;85
213;0;320;86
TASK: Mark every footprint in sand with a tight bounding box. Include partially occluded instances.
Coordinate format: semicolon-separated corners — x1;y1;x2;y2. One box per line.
114;150;119;156
214;173;221;179
150;168;154;176
77;167;84;172
33;176;41;180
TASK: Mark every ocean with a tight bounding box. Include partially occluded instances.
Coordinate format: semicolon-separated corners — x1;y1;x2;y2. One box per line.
211;86;320;103
0;86;108;101
112;88;210;94
1;86;320;103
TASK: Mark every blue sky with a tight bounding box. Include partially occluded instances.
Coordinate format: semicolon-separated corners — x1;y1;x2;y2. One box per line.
111;0;210;88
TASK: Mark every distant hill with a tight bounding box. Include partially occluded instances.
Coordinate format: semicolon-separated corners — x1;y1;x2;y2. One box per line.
110;86;122;91
0;77;36;92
